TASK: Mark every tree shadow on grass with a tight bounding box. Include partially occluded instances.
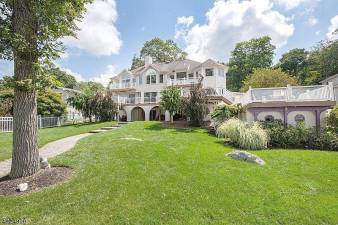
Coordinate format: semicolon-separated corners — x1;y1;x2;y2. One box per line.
145;122;201;134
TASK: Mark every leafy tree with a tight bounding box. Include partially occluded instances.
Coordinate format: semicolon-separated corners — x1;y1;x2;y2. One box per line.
92;91;118;121
68;90;117;122
160;86;182;123
327;105;338;133
0;89;14;116
79;81;104;94
241;68;299;92
277;48;309;84
131;38;187;69
210;103;243;126
227;36;276;91
0;0;90;178
37;91;67;117
314;39;338;82
182;82;208;126
130;54;145;70
49;67;78;89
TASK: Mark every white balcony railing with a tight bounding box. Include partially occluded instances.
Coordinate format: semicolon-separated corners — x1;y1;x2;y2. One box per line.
117;96;160;104
110;82;136;89
167;78;199;86
208;84;335;105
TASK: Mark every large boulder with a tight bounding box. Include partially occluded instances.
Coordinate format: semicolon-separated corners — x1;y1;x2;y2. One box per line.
226;150;265;165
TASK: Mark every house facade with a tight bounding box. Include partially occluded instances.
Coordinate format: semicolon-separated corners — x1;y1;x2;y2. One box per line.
109;57;227;122
52;87;83;121
110;57;336;128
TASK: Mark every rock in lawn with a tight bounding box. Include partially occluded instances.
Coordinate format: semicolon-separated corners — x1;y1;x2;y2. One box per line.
17;183;28;192
40;157;50;169
121;137;144;142
226;150;265;165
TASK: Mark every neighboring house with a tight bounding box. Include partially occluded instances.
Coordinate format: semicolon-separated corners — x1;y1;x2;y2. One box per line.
110;57;336;128
52;87;83;121
320;74;338;104
109;56;227;122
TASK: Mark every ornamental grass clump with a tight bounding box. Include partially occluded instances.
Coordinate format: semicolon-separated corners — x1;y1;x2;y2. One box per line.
217;118;268;150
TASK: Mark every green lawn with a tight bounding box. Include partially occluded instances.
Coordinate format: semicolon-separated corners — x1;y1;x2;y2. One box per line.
0;121;114;161
0;122;337;225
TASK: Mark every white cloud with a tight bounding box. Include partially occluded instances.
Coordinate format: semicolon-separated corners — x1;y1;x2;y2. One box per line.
91;64;117;87
175;16;194;40
327;15;338;41
59;52;69;60
60;68;85;82
177;16;194;26
63;0;122;56
307;17;318;26
176;0;294;62
315;30;321;36
274;0;306;10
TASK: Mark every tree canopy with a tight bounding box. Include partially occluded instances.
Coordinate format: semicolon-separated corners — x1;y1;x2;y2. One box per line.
131;38;187;69
0;0;90;178
227;36;276;91
37;91;67;117
49;67;78;89
160;86;182;123
241;68;299;92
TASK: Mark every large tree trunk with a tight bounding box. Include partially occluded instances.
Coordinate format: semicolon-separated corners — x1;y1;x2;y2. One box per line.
10;0;40;179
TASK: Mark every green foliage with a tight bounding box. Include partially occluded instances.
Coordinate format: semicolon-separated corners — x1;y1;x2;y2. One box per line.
131;54;145;70
227;36;276;91
261;121;338;151
210;103;243;126
49;67;78;89
0;0;90;89
131;38;187;69
327;106;338;133
160;86;182;123
277;48;310;84
79;81;104;95
241;68;299;92
217;118;268;150
37;91;67;117
182;83;208;126
0;88;14;116
92;91;118;121
68;90;117;122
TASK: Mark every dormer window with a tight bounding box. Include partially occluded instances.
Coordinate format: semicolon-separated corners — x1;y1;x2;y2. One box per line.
205;68;214;76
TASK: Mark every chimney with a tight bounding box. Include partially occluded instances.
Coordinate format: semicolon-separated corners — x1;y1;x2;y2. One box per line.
145;56;153;67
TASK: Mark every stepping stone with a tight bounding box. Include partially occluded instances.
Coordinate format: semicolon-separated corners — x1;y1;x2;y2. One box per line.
118;122;129;125
101;127;115;130
121;137;144;142
88;130;106;133
111;125;121;128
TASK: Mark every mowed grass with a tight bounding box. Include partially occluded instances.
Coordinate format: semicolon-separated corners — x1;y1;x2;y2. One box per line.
0;121;114;161
0;122;337;225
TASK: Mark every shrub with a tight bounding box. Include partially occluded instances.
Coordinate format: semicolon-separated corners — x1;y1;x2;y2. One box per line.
210;103;242;127
308;129;338;151
217;118;268;150
262;120;338;151
327;106;338;132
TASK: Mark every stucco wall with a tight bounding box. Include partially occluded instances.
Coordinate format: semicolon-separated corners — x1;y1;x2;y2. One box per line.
256;111;284;121
287;111;316;127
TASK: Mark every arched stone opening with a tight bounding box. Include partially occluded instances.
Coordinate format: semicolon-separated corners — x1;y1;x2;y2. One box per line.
131;107;145;121
149;106;165;121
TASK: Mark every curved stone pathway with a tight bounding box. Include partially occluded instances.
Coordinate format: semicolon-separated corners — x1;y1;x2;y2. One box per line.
0;124;126;178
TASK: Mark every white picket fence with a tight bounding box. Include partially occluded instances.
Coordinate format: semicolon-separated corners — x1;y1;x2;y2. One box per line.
0;116;62;133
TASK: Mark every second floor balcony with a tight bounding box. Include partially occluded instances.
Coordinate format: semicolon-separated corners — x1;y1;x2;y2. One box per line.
118;96;160;104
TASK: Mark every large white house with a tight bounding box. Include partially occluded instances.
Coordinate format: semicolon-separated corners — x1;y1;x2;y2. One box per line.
109;56;227;122
109;57;336;128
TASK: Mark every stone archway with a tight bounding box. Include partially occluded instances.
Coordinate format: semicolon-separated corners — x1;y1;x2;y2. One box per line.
131;107;145;121
149;106;164;121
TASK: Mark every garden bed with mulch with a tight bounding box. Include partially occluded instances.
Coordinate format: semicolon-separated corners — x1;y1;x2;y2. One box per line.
0;167;73;196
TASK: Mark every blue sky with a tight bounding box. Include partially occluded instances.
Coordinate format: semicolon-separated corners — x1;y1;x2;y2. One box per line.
0;0;338;86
